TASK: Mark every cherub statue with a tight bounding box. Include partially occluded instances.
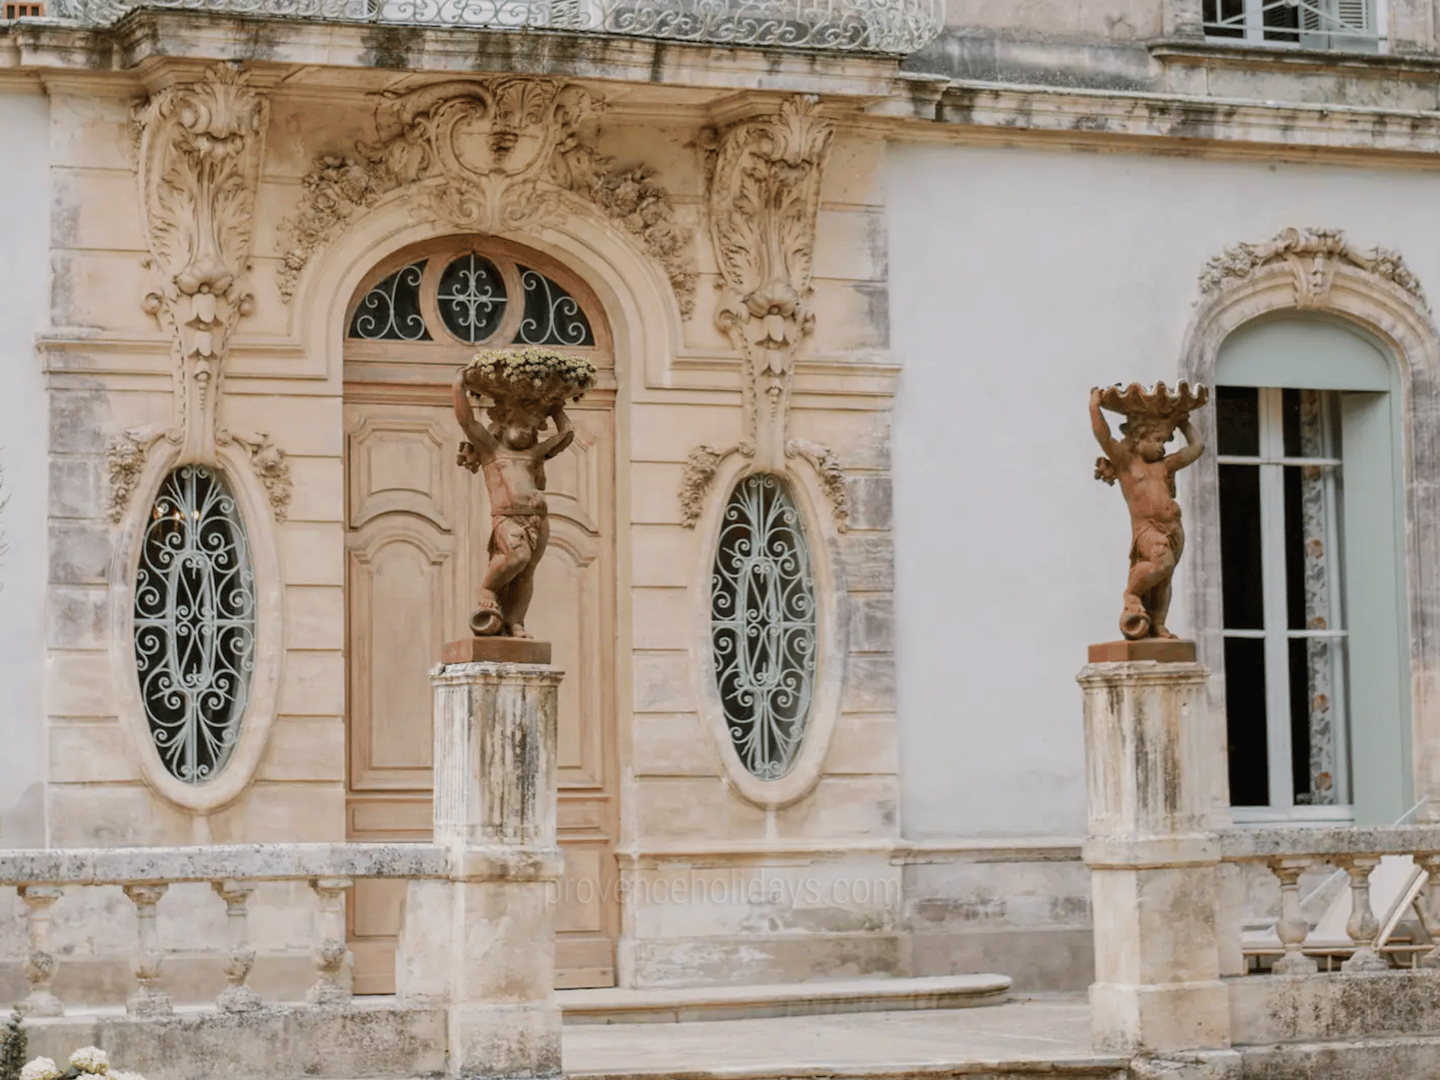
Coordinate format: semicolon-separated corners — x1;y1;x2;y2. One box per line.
1090;382;1208;641
453;373;574;638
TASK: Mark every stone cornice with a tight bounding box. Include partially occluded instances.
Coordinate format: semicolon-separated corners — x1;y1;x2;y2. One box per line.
878;79;1440;166
2;10;902;97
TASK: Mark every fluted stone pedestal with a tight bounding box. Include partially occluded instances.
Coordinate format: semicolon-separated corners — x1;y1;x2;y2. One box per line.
1078;657;1233;1066
400;660;565;1080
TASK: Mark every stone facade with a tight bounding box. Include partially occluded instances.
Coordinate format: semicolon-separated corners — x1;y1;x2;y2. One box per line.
6;0;1440;1017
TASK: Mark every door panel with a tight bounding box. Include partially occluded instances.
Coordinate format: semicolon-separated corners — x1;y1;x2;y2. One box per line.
344;394;619;993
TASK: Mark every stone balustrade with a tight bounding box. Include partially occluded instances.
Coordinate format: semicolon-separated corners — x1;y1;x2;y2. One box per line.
49;0;946;55
1219;825;1440;974
1;843;449;1019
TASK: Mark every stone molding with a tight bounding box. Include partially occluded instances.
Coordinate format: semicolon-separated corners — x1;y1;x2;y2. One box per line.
679;96;850;531
121;62;293;526
278;77;695;317
1199;226;1429;312
135;62;268;466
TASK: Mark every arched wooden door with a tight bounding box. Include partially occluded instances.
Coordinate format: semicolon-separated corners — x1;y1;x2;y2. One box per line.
342;237;619;991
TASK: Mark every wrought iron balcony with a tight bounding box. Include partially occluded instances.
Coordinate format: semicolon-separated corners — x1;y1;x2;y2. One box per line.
50;0;946;55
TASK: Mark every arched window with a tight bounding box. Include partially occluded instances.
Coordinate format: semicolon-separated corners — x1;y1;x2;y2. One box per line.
1216;316;1409;825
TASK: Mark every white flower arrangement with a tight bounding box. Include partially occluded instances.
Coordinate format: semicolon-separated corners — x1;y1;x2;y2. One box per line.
19;1050;141;1080
18;1059;58;1080
462;347;596;408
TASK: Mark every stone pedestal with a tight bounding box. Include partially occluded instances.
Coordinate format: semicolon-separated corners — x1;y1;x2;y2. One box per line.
1077;658;1230;1057
400;661;565;1080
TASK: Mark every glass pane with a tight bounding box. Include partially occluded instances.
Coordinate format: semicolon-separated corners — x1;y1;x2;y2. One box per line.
1224;637;1270;806
1282;387;1302;458
1263;0;1300;42
1219;463;1264;630
1204;0;1245;36
349;261;430;341
515;266;595;347
134;465;256;784
1289;636;1347;805
438;254;508;344
711;474;817;781
1217;386;1260;456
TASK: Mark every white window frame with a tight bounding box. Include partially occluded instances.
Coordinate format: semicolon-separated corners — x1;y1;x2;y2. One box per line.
1220;387;1354;825
1201;0;1387;52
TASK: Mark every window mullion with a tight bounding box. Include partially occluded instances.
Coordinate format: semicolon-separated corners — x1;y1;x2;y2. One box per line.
1321;399;1351;805
1244;0;1266;41
1258;388;1295;810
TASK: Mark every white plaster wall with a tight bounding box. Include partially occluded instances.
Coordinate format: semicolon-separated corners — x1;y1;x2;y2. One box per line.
888;142;1440;839
0;88;52;847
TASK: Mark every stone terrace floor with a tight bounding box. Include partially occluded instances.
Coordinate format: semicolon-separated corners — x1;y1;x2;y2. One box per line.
563;996;1123;1079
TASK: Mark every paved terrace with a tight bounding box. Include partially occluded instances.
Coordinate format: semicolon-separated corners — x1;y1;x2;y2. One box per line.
563;998;1122;1080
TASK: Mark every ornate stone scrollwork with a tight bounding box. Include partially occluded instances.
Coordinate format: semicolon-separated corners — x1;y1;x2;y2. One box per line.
279;77;696;316
105;424;169;524
219;430;293;523
680;96;849;530
1200;226;1428;311
135;63;269;467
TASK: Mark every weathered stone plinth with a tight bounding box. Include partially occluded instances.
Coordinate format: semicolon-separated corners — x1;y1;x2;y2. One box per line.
441;637;553;665
1077;659;1229;1058
399;661;565;1080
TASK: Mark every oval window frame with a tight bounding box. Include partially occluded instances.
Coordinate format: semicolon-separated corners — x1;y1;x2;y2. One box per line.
110;442;284;815
694;461;849;809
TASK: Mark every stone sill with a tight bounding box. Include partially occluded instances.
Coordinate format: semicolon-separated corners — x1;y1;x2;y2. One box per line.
1150;36;1440;78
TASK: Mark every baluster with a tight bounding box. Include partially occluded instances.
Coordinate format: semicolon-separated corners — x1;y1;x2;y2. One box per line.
1269;858;1317;975
212;880;261;1012
1340;856;1390;973
1416;853;1440;969
123;883;173;1016
17;886;64;1017
307;877;353;1006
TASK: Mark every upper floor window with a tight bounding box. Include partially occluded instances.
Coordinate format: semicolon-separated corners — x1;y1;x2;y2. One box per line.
1203;0;1380;51
1216;318;1408;826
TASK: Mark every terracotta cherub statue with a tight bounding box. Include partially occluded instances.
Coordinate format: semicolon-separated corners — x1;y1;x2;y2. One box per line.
1090;382;1209;641
452;348;596;639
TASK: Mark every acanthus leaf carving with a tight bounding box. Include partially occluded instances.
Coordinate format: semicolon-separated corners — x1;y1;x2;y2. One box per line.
279;77;696;316
706;95;833;471
219;430;293;522
786;438;850;533
106;424;171;524
1200;226;1428;311
135;62;269;469
679;443;742;528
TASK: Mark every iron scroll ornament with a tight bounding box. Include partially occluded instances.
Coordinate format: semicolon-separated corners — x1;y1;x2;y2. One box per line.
710;473;818;780
133;465;257;784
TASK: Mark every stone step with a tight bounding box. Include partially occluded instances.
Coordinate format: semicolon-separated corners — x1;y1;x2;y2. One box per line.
557;974;1012;1025
561;997;1126;1080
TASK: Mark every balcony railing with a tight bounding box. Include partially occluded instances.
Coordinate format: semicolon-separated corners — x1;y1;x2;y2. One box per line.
45;0;946;54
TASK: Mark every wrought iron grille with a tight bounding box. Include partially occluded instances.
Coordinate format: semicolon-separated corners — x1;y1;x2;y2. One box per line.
134;465;257;785
516;267;594;347
1202;0;1378;49
349;261;431;341
711;473;817;780
56;0;944;54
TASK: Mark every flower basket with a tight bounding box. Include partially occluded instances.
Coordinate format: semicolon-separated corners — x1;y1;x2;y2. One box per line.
461;348;597;412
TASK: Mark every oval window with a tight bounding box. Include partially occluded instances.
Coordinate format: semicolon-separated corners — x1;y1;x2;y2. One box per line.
711;474;817;780
133;465;257;784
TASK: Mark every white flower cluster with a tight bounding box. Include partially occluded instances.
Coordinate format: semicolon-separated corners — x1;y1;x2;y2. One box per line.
19;1047;144;1080
464;347;597;406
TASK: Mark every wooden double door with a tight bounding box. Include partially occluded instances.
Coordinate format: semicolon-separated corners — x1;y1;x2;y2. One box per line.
342;383;620;992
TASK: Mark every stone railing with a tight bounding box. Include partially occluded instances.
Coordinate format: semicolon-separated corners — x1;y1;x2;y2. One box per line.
1078;657;1440;1073
0;843;448;1019
0;660;565;1080
1220;826;1440;974
46;0;946;54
